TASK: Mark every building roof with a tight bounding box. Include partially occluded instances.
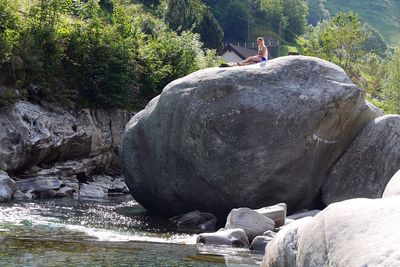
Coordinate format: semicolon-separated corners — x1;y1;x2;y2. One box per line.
221;44;257;60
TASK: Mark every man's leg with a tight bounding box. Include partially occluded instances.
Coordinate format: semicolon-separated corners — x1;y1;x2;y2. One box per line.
238;56;262;66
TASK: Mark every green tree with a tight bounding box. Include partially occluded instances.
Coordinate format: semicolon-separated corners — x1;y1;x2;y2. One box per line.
382;48;400;114
251;0;308;42
0;0;222;109
12;0;70;96
196;8;224;50
307;0;330;25
0;0;18;64
362;24;387;58
204;0;248;43
359;53;386;97
303;12;366;75
281;0;308;41
256;0;287;37
164;0;224;50
139;30;204;95
64;1;138;108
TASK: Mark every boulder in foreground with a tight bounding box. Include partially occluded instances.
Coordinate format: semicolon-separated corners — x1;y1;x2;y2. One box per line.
262;198;400;267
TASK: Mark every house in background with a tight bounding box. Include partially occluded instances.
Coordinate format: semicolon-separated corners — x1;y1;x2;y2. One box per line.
221;37;282;62
220;44;257;63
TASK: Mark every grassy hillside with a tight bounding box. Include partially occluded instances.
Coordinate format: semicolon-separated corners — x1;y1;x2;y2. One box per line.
308;0;400;46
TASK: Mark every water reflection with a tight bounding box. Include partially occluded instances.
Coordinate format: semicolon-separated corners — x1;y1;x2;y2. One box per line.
0;196;261;266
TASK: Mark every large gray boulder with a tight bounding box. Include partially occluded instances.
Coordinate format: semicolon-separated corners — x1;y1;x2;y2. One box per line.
383;169;400;198
262;198;400;267
120;56;380;217
322;115;400;205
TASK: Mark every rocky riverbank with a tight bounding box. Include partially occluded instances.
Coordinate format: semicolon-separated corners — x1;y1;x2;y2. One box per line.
185;169;400;266
0;101;133;201
120;56;400;266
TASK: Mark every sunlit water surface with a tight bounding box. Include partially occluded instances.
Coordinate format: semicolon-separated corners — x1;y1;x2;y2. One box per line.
0;196;262;266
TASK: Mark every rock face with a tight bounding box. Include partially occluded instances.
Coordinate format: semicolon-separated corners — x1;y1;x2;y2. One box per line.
0;101;132;174
322;115;400;205
262;198;400;267
383;169;400;198
121;56;380;216
225;208;275;241
0;100;132;200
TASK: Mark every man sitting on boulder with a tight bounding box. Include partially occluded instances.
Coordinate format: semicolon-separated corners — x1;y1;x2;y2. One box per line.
237;37;268;66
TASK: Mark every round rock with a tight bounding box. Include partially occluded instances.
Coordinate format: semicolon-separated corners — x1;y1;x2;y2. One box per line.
322;115;400;205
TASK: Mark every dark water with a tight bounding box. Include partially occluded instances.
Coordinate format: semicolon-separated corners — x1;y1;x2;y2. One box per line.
0;196;262;266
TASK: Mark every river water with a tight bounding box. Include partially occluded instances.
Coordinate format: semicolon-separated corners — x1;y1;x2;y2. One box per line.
0;196;262;266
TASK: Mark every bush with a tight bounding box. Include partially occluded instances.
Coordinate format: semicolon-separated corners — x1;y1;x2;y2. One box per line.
139;30;210;95
0;0;221;110
65;22;137;108
381;48;400;114
0;88;18;107
0;0;18;64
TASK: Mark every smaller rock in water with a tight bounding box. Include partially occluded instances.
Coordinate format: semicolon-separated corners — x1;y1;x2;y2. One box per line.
170;210;217;231
197;228;249;248
225;208;275;241
76;182;108;199
287;209;321;220
16;176;62;194
12;190;31;201
250;235;275;252
255;203;287;227
263;230;277;238
55;186;76;198
0;171;17;201
38;189;56;199
382;169;400;198
74;175;129;199
109;178;128;194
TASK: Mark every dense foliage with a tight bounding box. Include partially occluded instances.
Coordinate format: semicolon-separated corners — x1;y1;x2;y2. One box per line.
164;0;224;50
0;0;221;109
302;12;400;114
307;0;400;46
382;48;400;114
1;0;399;114
303;12;366;76
203;0;308;43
